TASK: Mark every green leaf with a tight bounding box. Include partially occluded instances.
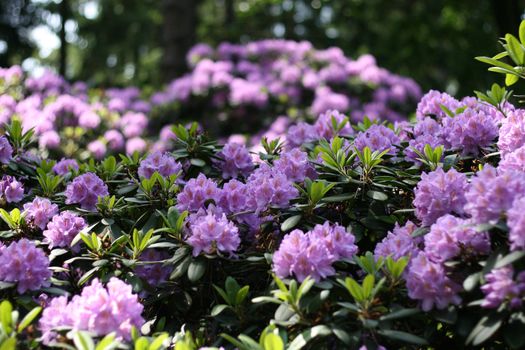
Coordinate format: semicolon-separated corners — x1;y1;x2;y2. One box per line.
506;73;519;86
211;304;230;317
505;34;525;65
0;300;13;334
73;331;96;350
148;333;169;350
0;337;16;350
281;215;302;232
361;274;374;299
503;318;525;349
466;315;503;346
187;259;206;282
378;329;428;345
288;325;332;350
235;285;250;305
134;337;149;350
190;158;206;167
519;20;525;45
264;333;284;350
17;306;42;332
380;308;419;321
366;190;388;201
344;278;364;302
95;333;118;350
495;251;525;269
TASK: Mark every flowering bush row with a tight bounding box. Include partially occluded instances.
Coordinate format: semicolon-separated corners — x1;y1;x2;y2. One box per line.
1;30;525;350
0;39;420;163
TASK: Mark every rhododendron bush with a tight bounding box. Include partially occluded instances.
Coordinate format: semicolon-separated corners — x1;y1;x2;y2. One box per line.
1;27;525;350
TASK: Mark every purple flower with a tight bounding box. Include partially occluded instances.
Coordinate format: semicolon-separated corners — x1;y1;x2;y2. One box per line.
481;267;525;309
215;142;254;179
405;134;443;163
78;111;101;129
498;109;525;156
273;148;316;182
286;122;317;148
354;124;400;154
273;222;357;282
0;175;24;203
135;249;171;285
126;137;147;155
0;239;51;293
313;110;353;140
87;140;107;159
39;278;144;342
53;158;79;175
39;130;60;149
464;165;525;223
416;90;460;120
176;174;220;212
413;168;468;226
0;136;13;164
39;296;70;344
441;108;498;155
138;151;182;179
405;252;461;311
43;211;86;249
246;164;298;211
507;197;525;251
498;144;525;173
423;215;490;262
309;222;358;260
217;179;249;213
273;229;334;282
187;208;240;256
23;197;59;230
65;173;109;211
374;221;420;261
104;129;125;151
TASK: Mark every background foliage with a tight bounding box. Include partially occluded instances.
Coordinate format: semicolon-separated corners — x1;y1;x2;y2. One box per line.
1;0;523;96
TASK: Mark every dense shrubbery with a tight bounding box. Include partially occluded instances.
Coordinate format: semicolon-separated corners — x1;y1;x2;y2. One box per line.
1;25;525;350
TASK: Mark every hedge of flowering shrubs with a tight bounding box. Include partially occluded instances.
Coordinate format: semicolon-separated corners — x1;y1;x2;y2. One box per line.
0;39;420;163
1;27;525;350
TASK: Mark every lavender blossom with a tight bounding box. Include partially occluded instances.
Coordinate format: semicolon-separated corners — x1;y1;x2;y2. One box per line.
65;173;109;211
215;142;254;179
0;239;51;293
413;168;468;226
0;136;13;164
43;211;86;249
481;267;525;309
23;197;59;230
0;175;24;203
138;151;182;179
405;252;461;311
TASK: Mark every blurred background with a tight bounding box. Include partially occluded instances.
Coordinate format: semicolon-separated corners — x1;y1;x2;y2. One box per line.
1;0;523;96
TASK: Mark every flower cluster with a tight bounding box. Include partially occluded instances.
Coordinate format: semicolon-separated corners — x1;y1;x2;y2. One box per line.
138;151;182;179
0;135;13;164
65;172;109;211
187;208;240;256
413;168;468;226
215;142;254;179
374;221;420;261
43;211;86;249
273;222;357;282
39;278;144;343
23;197;59;230
0;175;24;203
464;165;525;223
0;239;51;293
176;174;220;212
405;251;462;311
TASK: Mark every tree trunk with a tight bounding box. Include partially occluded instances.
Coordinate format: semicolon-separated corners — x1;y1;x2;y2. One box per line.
161;0;199;82
59;0;68;77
